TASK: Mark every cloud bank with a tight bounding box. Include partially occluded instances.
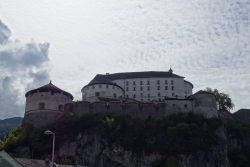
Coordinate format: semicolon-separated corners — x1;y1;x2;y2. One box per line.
0;20;50;119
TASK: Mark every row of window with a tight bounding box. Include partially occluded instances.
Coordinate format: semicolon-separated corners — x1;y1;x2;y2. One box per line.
126;86;174;91
30;93;70;100
126;80;174;86
86;85;121;90
126;93;175;98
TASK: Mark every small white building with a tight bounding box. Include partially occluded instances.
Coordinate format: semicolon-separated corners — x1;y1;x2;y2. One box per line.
81;68;193;102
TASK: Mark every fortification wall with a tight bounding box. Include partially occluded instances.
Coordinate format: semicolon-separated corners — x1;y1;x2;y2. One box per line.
22;110;64;128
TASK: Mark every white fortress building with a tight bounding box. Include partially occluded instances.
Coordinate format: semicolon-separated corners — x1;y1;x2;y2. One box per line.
81;68;193;102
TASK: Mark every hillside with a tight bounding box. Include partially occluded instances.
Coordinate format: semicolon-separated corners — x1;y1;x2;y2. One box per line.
0;113;249;167
0;117;23;138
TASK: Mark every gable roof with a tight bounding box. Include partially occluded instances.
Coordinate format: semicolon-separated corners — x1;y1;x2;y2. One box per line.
25;81;74;100
92;71;184;81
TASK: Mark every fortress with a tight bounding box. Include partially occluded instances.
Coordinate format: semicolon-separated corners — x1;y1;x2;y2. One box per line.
22;69;218;128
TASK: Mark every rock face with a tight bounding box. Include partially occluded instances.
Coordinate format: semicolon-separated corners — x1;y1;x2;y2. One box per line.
56;126;230;167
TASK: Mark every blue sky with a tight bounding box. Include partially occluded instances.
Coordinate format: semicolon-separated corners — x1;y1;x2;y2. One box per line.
0;0;249;118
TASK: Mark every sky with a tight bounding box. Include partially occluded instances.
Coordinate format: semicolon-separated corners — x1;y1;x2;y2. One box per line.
0;0;249;119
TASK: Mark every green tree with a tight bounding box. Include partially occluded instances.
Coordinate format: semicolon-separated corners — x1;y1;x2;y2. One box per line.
205;87;235;111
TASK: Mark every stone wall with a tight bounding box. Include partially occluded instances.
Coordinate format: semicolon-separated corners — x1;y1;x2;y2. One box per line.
22;110;64;128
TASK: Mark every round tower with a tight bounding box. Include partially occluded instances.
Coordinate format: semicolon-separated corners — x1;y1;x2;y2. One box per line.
188;90;218;118
22;81;74;127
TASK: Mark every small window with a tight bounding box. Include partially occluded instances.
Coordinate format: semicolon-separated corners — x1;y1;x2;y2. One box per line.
184;104;188;108
126;81;129;86
92;85;95;89
140;87;143;91
30;93;33;97
158;86;160;90
148;99;150;101
95;92;100;96
133;94;136;98
133;81;136;85
141;99;143;102
99;85;102;88
141;93;143;97
172;93;174;97
172;86;174;90
171;80;174;85
165;86;168;90
106;85;109;88
158;93;160;97
113;86;115;89
165;80;168;84
157;80;160;84
114;94;117;98
126;87;129;91
148;86;150;91
39;103;45;109
86;87;89;90
140;81;143;85
148;94;150;97
133;87;136;91
59;105;64;111
126;95;129;98
172;104;176;107
147;80;150;85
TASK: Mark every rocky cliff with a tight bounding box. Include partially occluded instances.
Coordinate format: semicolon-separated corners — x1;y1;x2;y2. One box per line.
55;125;230;167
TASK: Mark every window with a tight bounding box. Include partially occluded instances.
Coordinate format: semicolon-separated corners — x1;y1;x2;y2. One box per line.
141;99;143;102
157;80;160;84
59;105;64;111
114;94;117;98
133;94;136;98
148;99;150;101
141;93;143;97
126;81;129;86
126;95;129;98
140;81;143;85
165;80;168;84
140;87;143;91
172;93;174;97
172;104;176;107
99;85;102;88
39;103;45;109
95;92;100;96
30;93;33;97
171;80;174;85
158;93;160;97
126;87;129;91
172;86;174;90
113;86;115;89
148;86;150;91
133;87;136;91
133;81;136;85
158;86;160;90
106;85;109;88
184;104;188;108
165;86;168;90
147;80;150;85
86;87;89;90
92;85;95;89
148;94;150;97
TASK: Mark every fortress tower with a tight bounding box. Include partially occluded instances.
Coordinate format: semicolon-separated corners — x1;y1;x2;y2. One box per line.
22;81;74;127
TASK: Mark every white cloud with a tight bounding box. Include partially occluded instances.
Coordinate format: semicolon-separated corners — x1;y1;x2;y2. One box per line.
0;20;50;119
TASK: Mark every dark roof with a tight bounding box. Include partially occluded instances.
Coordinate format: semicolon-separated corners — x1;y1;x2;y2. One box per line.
233;109;250;115
93;71;184;81
25;81;74;100
82;80;124;91
184;80;194;88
